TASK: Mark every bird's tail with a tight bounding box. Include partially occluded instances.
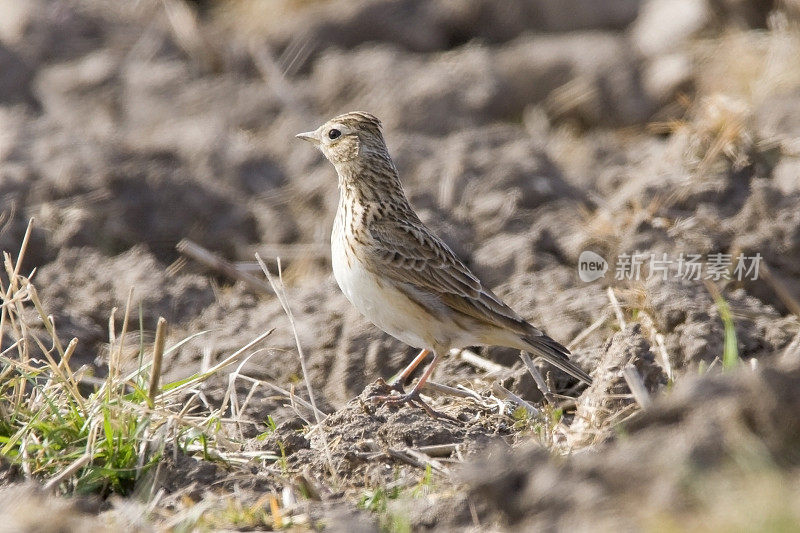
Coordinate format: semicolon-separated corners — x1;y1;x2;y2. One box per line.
520;332;593;385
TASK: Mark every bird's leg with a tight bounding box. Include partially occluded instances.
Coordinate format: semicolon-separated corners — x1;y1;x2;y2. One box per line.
389;348;431;388
377;348;431;394
373;351;443;417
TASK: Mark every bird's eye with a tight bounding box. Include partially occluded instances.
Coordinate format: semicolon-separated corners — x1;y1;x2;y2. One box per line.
328;129;341;140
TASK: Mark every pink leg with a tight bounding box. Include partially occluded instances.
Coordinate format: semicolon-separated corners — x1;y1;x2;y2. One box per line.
391;348;431;385
406;351;440;394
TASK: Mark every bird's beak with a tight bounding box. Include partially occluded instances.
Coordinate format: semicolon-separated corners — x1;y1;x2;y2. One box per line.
295;131;319;144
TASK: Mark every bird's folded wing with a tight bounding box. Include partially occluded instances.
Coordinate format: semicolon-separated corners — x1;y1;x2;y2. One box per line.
367;217;530;333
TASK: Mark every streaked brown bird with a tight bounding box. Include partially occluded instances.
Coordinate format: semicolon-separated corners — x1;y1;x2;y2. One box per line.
297;112;592;414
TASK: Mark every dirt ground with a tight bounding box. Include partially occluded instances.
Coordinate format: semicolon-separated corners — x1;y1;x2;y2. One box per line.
1;0;800;531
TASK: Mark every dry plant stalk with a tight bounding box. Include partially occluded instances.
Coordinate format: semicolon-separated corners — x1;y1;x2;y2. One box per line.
148;317;167;407
255;253;339;485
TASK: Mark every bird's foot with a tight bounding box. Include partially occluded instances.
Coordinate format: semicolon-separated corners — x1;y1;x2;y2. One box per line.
371;386;451;419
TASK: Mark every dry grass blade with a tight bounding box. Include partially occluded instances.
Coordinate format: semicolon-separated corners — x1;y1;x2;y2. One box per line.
255;253;338;485
417;443;460;457
401;447;446;473
238;374;318;421
109;288;135;383
0;217;34;358
384;448;434;471
155;327;275;400
27;283;66;359
59;337;78;370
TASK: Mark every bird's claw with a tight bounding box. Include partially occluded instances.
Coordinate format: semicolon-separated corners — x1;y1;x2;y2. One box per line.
371;387;447;419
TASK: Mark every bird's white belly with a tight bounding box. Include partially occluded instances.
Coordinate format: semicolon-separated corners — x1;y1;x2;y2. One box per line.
332;242;430;349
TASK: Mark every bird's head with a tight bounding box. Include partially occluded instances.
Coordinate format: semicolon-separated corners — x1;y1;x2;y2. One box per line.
296;112;386;165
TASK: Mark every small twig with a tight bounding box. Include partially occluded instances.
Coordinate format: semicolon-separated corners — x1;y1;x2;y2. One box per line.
606;287;626;329
457;348;507;374
622;364;652;409
520;351;556;404
417;443;460;457
148;317;167;407
403;447;445;472
491;382;540;417
385;448;430;471
177;239;273;294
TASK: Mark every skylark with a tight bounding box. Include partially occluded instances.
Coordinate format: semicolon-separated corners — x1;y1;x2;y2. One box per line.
297;112;592;413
